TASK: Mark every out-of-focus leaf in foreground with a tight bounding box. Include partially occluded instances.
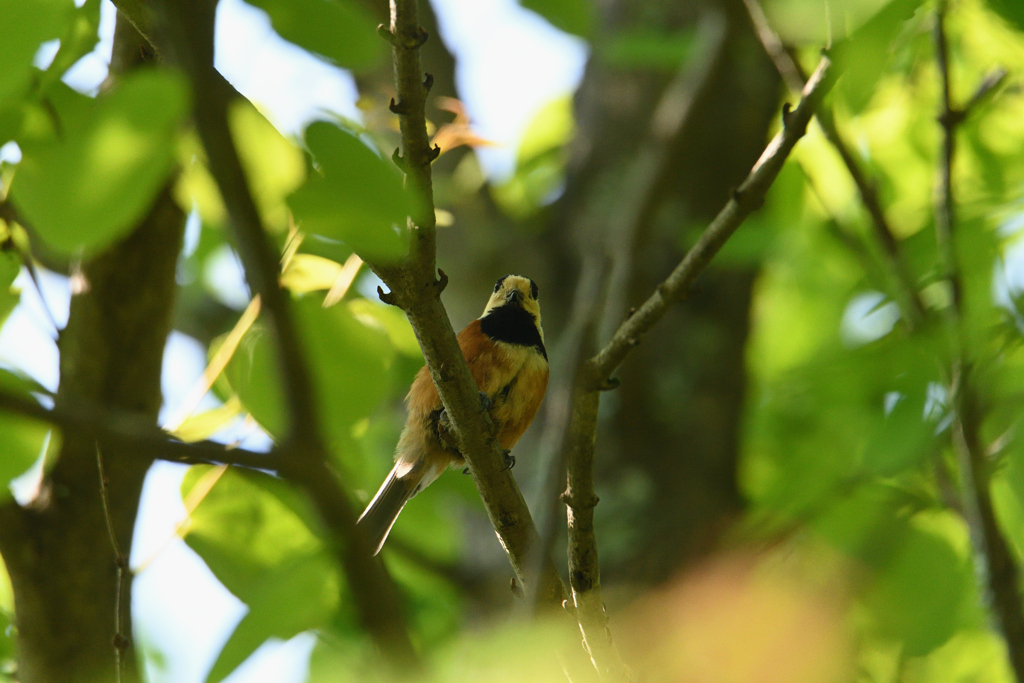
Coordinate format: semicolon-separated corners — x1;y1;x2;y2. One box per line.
288;122;410;261
243;0;382;70
182;466;340;683
11;69;189;256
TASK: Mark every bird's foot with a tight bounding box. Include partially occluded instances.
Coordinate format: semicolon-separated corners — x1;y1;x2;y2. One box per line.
436;409;459;453
502;450;515;471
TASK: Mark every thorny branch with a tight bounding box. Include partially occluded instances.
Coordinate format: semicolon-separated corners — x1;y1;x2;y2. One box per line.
370;0;567;608
932;4;1024;679
534;16;729;677
741;0;925;327
558;55;834;679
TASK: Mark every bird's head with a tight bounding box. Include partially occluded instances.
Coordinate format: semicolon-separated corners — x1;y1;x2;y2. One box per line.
482;274;542;332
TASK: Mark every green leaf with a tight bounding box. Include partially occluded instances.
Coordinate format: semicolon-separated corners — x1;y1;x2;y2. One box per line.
11;69;189;256
0;410;51;499
829;0;926;112
0;251;21;329
243;0;382;70
865;513;975;656
40;0;101;90
860;392;935;476
0;0;74;104
181;467;339;683
986;0;1024;32
520;0;593;38
228;100;305;233
288;122;410;262
206;553;338;683
226;297;394;445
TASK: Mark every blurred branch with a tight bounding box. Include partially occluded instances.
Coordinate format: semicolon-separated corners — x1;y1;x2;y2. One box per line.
149;0;418;667
95;447;130;683
531;21;730;674
741;0;925;328
933;4;1024;679
588;56;832;386
369;0;567;609
553;58;832;675
0;388;279;469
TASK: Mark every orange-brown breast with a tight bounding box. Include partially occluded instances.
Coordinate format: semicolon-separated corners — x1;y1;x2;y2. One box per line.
404;318;548;450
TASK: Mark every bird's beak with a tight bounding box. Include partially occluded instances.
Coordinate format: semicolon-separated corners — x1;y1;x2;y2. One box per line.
506;289;524;306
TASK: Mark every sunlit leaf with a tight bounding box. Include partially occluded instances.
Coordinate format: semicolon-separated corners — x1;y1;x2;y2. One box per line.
0;251;21;328
229;100;305;232
11;69;189;255
40;0;100;90
182;466;339;683
0;408;51;499
830;0;927;112
288;122;410;262
225;297;393;445
206;554;338;683
0;0;74;104
243;0;382;70
280;253;343;293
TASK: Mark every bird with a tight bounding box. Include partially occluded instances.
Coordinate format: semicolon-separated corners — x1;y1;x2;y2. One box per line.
358;274;549;555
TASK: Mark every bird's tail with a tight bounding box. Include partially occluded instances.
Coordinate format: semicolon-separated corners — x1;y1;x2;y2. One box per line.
357;462;422;555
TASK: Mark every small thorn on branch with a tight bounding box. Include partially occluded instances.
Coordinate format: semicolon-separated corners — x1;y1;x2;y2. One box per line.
510;576;525;598
377;24;397;45
377;285;397;306
626;337;640;347
428;144;441;162
625;306;637;320
423;73;434;92
400;27;429;49
391;147;406;172
389;98;409;115
434;268;449;295
781;102;793;127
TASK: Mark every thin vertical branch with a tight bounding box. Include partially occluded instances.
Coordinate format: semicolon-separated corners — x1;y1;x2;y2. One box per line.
741;0;925;327
96;447;129;683
932;4;1024;679
373;0;568;608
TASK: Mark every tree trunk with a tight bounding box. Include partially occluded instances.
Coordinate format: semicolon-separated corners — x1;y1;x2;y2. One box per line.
0;15;186;682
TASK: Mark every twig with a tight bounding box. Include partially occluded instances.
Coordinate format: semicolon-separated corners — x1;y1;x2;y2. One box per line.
371;0;567;608
96;447;129;683
588;57;833;386
741;0;925;327
132;0;420;666
933;4;1024;678
524;254;607;616
555;57;833;674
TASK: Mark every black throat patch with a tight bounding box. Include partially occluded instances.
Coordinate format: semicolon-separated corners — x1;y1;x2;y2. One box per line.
479;305;547;359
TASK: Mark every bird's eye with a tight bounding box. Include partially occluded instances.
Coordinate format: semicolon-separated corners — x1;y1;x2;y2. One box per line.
494;275;508;293
530;279;539;299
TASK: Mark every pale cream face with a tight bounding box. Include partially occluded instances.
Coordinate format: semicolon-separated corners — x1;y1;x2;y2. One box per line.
481;275;543;339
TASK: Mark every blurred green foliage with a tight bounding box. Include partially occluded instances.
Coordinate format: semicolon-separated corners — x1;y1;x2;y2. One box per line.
0;0;1024;680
